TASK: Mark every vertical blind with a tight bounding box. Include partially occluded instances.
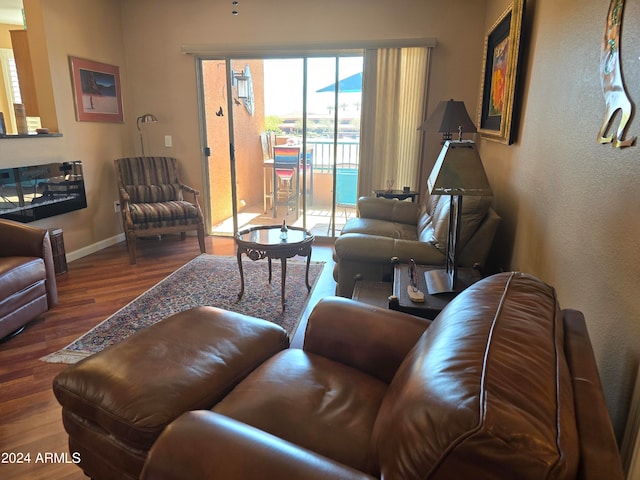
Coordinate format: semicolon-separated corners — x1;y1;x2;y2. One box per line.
358;46;431;196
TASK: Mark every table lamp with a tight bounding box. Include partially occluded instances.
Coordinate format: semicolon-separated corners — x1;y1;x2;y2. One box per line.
425;139;492;294
418;99;477;143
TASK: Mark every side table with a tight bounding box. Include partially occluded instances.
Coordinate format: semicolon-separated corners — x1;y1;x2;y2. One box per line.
48;228;68;275
373;189;419;202
390;264;481;319
351;264;481;320
351;278;391;309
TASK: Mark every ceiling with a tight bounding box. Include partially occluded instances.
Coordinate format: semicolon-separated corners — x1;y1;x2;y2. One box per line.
0;0;23;26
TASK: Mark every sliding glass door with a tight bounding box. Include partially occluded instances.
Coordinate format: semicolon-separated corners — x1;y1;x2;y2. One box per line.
304;56;363;237
198;54;363;238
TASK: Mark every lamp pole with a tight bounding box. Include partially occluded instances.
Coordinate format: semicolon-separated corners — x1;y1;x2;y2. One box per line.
136;114;157;157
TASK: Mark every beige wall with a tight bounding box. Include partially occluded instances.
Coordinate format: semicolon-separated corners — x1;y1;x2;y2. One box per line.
3;0;638;440
0;23;15;128
481;0;640;437
200;58;266;227
119;0;488;207
0;0;130;255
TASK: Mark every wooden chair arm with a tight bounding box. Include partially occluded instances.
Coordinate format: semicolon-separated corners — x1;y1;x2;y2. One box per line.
180;184;200;196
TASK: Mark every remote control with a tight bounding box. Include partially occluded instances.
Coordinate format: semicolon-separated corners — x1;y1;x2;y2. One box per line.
407;286;425;303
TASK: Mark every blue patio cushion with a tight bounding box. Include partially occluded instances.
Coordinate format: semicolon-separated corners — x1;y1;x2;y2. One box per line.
125;184;183;203
129;201;200;229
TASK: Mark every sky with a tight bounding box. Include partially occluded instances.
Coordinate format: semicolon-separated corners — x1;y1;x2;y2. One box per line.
263;56;363;117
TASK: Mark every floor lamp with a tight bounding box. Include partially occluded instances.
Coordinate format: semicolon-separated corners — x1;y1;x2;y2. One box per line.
136;113;157;156
424;140;492;294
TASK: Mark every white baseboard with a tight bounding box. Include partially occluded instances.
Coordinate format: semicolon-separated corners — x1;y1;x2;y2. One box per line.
66;233;126;263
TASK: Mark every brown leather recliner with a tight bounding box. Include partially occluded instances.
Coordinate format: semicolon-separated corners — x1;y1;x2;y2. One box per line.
140;273;623;480
0;218;58;340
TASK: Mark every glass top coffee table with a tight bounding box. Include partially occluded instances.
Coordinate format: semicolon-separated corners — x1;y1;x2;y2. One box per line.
235;225;314;310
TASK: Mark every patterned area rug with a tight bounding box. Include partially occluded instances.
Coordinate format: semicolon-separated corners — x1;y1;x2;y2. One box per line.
42;254;324;364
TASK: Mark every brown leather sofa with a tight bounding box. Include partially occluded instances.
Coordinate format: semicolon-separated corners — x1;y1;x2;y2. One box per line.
333;195;501;297
53;271;623;480
0;219;58;340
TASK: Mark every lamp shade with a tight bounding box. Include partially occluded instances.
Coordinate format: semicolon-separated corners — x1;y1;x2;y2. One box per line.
427;140;492;196
418;99;477;139
136;113;157;131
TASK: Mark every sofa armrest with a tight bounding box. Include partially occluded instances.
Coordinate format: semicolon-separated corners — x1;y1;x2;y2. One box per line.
334;233;446;266
357;196;419;225
303;297;431;383
0;219;58;306
0;219;49;257
334;233;397;263
141;411;374;480
562;309;624;480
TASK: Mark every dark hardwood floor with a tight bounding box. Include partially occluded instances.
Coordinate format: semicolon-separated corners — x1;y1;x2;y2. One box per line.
0;234;337;479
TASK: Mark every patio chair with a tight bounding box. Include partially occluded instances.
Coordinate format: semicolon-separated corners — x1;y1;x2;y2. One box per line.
261;133;275;213
328;165;358;234
272;146;300;217
114;156;206;264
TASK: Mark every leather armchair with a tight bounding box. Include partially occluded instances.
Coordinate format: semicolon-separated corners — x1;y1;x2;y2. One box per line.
333;195;501;296
114;156;206;264
0;219;58;340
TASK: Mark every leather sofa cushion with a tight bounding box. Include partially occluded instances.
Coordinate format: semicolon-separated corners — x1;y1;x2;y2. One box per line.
213;348;388;474
53;307;289;450
418;195;492;252
357;196;420;224
415;194;439;240
0;256;46;299
341;218;418;240
372;272;579;479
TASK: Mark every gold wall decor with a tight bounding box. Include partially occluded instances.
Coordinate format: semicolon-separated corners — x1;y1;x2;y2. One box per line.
598;0;636;148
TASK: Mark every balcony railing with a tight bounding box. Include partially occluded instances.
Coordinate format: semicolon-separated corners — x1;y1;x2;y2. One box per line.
305;139;359;172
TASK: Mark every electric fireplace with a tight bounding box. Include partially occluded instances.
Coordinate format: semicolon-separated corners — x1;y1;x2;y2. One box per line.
0;161;87;223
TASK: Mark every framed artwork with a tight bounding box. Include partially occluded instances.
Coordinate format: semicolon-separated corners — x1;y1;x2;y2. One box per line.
477;0;525;144
0;112;5;136
69;56;123;123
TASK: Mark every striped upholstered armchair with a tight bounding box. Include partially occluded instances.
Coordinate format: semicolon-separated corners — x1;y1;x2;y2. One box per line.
114;157;206;264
